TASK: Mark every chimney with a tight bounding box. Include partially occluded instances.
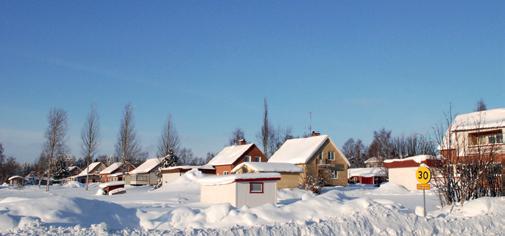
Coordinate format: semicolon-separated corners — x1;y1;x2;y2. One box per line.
238;138;247;145
311;131;320;136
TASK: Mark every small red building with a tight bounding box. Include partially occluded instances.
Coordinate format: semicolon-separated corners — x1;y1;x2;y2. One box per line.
207;139;267;176
348;167;387;185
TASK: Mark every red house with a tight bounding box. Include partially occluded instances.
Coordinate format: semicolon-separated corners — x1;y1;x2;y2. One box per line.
207;139;267;175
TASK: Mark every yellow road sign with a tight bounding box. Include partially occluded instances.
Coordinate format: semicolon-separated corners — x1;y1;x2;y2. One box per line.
417;183;431;190
416;166;431;184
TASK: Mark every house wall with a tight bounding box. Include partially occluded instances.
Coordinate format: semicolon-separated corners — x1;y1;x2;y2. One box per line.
388;167;418;191
235;181;277;207
300;141;349;186
200;183;237;206
276;173;301;189
162;172;183;185
127;172;158;185
232;165;300;189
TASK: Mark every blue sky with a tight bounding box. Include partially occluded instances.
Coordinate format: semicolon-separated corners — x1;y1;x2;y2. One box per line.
1;1;504;163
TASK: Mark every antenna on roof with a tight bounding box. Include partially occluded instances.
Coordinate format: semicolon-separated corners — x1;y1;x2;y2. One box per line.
309;112;312;135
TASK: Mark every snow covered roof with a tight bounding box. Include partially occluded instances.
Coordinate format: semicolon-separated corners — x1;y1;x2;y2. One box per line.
364;157;380;164
68;166;80;172
451;108;505;131
99;162;123;175
348;168;387;178
98;181;125;188
77;162;103;176
383;155;438;164
197;173;281;186
268;135;351;166
161;165;215;171
129;158;161;174
207;143;254;166
8;176;23;181
231;162;303;173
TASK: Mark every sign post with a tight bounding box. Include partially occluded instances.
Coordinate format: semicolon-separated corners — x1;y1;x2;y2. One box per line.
416;165;431;217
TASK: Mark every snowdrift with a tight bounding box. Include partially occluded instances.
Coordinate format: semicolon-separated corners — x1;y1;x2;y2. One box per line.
0;196;139;232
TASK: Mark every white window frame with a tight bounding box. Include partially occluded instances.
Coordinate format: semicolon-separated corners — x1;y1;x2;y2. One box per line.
328;152;335;161
223;171;229;175
244;155;252;162
331;170;338;179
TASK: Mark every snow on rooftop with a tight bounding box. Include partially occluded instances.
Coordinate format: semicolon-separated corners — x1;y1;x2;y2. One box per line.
383;155;438;164
231;162;303;173
364;157;380;163
98;181;125;188
99;162;123;175
68;166;80;172
207;143;254;166
129;158;161;174
268;135;350;166
451;108;505;131
268;135;328;164
77;162;103;176
348;168;387;178
161;165;215;171
197;173;281;186
8;176;23;181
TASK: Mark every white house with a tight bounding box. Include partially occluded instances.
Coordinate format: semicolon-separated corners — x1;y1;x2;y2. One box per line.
198;173;281;207
383;155;439;191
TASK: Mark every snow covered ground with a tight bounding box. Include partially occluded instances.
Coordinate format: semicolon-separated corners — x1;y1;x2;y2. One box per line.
0;171;503;235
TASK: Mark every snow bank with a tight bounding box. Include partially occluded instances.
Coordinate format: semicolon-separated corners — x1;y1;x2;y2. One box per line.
447;197;505;217
375;182;410;194
63;181;83;188
0;196;139;232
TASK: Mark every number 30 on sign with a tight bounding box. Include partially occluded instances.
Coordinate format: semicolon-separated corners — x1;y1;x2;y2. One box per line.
416;166;431;184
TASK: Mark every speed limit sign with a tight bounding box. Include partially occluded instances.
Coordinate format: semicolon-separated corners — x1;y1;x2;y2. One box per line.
416;166;431;184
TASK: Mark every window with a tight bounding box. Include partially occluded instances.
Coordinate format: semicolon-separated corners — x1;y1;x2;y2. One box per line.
319;152;323;160
243;155;252;162
469;130;504;146
331;170;338;179
223;171;229;175
254;156;261;162
249;182;264;193
328;152;335;161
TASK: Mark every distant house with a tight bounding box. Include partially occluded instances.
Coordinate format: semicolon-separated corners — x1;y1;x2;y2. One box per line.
99;162;136;182
8;176;24;187
364;157;382;168
126;158;162;185
161;165;215;186
199;173;281;207
383;155;439;190
440;108;505;165
71;162;107;183
207;139;267;175
348;167;387;185
68;166;82;176
268;132;350;186
231;162;303;189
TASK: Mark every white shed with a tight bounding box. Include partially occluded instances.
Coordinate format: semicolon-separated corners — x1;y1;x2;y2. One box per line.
198;173;281;208
383;155;440;191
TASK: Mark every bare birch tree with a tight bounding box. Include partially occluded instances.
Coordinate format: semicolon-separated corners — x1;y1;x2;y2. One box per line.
157;114;180;157
433;106;503;206
81;106;99;190
115;103;142;178
229;128;245;145
43;108;68;191
260;98;270;157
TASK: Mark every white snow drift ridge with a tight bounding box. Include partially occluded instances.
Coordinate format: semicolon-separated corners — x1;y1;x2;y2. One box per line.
0;196;140;232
